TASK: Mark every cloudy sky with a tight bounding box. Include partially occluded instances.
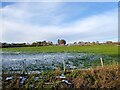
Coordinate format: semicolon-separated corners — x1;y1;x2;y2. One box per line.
1;2;118;43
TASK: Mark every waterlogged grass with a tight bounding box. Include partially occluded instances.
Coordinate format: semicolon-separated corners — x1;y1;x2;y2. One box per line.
2;45;119;56
2;45;120;89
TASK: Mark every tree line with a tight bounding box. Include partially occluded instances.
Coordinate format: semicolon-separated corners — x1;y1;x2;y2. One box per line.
0;40;120;48
0;39;67;48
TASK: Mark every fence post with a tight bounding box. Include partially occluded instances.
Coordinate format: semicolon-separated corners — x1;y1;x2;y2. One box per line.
22;61;25;75
63;60;66;73
100;58;104;67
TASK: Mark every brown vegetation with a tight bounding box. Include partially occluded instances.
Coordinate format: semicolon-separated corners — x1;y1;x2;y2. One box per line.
2;65;120;89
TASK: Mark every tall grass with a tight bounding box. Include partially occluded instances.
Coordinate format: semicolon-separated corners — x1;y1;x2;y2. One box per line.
2;65;120;89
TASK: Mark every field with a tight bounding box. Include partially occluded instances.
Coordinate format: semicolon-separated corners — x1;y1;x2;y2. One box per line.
2;45;119;57
2;45;120;89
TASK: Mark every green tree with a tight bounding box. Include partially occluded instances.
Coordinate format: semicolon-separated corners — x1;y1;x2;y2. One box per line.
58;39;66;45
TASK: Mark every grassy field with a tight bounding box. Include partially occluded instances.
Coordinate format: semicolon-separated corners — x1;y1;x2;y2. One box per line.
2;45;119;57
2;45;120;89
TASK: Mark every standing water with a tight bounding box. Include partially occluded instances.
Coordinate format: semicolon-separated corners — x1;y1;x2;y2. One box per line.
2;51;113;74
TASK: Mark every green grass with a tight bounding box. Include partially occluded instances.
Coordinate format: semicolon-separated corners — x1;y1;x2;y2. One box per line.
2;45;119;57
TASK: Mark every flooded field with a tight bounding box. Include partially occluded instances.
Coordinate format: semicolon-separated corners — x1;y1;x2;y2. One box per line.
1;51;119;89
2;51;116;74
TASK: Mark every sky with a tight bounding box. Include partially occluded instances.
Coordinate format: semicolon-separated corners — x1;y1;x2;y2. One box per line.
1;2;118;44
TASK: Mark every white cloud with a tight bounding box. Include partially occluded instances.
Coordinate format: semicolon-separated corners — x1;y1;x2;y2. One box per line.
1;2;118;43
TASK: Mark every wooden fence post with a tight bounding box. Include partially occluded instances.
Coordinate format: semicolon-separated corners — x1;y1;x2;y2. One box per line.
100;58;104;67
22;61;25;75
63;60;66;73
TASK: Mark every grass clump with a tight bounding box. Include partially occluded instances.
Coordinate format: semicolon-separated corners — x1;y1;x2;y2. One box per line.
2;65;120;89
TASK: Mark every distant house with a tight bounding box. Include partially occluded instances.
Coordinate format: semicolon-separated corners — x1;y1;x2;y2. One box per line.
106;41;113;44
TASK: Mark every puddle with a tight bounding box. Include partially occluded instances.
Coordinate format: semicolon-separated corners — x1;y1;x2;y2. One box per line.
2;52;115;73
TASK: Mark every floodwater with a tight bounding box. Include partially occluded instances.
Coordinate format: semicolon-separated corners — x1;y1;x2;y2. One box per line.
2;51;113;73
